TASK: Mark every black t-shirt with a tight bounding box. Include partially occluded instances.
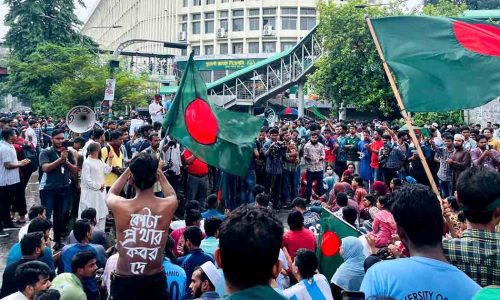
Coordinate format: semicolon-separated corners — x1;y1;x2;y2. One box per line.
39;147;75;190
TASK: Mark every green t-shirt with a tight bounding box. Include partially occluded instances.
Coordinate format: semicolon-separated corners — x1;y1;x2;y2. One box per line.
473;287;500;300
51;273;86;300
225;285;286;300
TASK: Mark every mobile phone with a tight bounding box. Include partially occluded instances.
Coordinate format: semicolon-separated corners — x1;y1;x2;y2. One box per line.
342;291;365;300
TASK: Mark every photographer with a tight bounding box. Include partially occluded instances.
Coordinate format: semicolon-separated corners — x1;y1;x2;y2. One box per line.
263;127;285;209
160;136;182;193
378;134;405;185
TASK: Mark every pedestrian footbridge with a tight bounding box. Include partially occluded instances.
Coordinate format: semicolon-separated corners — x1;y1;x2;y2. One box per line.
206;26;322;109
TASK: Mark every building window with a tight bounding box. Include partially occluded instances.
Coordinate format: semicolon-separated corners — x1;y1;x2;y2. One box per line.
263;42;276;53
281;42;295;51
200;70;212;82
248;42;259;53
183;0;188;7
182;49;187;56
249;18;259;31
300;17;316;30
220;43;228;54
219;11;228;30
301;8;316;15
205;45;214;55
281;7;297;30
221;0;229;3
232;42;243;54
180;15;188;33
233;9;244;17
248;8;259;16
192;14;201;34
192;46;200;55
232;10;244;32
193;0;201;6
205;12;214;33
206;0;215;4
262;8;276;28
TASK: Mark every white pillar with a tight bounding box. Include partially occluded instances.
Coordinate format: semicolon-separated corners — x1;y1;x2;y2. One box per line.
297;82;304;118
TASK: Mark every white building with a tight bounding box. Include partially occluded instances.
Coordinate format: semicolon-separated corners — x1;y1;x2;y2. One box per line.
82;0;319;59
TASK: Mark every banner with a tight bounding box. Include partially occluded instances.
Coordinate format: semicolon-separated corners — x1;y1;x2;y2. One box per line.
104;78;116;101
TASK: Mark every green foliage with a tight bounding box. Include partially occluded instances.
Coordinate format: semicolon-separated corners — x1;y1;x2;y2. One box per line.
1;44;149;118
422;0;467;16
3;0;95;58
308;0;399;116
412;111;464;126
425;0;500;10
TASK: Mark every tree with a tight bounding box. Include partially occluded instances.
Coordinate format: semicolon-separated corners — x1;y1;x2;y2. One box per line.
425;0;500;10
422;0;468;16
0;44;149;117
3;0;95;58
308;0;399;116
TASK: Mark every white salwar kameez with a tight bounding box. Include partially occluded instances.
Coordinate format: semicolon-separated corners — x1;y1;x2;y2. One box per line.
79;157;112;230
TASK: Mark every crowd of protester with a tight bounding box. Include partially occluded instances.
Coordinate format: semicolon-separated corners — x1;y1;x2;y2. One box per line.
0;109;499;300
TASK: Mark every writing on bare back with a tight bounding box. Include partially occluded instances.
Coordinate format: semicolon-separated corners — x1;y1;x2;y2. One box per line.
121;207;164;275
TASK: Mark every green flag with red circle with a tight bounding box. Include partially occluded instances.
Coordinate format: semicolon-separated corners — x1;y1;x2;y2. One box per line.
370;16;500;112
317;207;361;281
163;52;264;178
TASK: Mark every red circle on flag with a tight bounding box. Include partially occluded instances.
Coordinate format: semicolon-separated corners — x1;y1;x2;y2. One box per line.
321;230;341;257
453;21;500;57
185;98;218;145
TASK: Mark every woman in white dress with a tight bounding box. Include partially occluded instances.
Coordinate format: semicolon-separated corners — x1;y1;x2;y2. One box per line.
79;142;113;230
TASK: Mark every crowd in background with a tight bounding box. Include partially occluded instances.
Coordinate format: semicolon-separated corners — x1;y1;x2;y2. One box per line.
0;107;499;300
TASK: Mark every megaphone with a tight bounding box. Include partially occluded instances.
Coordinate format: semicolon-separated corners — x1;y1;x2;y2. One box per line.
66;106;96;133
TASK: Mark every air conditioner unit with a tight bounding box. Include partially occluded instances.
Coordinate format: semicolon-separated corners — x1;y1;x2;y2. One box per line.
263;25;273;36
178;31;187;41
216;28;227;38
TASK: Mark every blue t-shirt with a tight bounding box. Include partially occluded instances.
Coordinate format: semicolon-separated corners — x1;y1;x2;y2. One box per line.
7;243;55;271
361;256;481;300
178;249;215;300
201;209;225;221
163;258;187;300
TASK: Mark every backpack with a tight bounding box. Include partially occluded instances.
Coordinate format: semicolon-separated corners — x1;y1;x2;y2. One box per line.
20;145;39;173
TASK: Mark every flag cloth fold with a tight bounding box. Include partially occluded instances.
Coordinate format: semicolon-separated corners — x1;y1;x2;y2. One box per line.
316;208;361;281
370;16;500;112
163;52;264;177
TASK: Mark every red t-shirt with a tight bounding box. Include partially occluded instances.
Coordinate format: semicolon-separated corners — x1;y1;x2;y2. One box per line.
370;139;385;169
282;228;316;260
324;137;337;163
183;149;209;176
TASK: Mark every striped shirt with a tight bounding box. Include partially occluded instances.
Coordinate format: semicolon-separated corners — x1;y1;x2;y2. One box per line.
443;229;500;287
0;141;21;186
435;146;454;182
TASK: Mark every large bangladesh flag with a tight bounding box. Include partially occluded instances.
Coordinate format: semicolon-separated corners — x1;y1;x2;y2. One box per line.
370;16;500;112
163;53;264;177
316;208;361;281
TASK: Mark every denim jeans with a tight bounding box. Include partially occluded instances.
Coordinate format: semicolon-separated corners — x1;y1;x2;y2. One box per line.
306;170;324;202
282;168;300;203
266;172;282;208
240;169;256;205
223;173;238;211
439;179;454;199
40;187;70;242
372;168;382;182
187;174;208;208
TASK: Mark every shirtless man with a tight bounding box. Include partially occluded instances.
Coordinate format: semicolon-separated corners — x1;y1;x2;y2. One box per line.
107;153;178;300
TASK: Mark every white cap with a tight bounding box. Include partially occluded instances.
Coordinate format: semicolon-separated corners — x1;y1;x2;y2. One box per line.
200;261;223;293
432;123;438;128
454;134;465;141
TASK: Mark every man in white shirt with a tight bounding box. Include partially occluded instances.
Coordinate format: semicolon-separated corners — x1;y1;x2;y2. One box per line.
149;96;165;124
0;128;30;235
24;120;38;148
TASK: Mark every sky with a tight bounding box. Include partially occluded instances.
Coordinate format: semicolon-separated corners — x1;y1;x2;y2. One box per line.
0;0;99;41
0;0;423;42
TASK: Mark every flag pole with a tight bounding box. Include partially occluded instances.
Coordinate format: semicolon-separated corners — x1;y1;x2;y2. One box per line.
366;17;441;198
